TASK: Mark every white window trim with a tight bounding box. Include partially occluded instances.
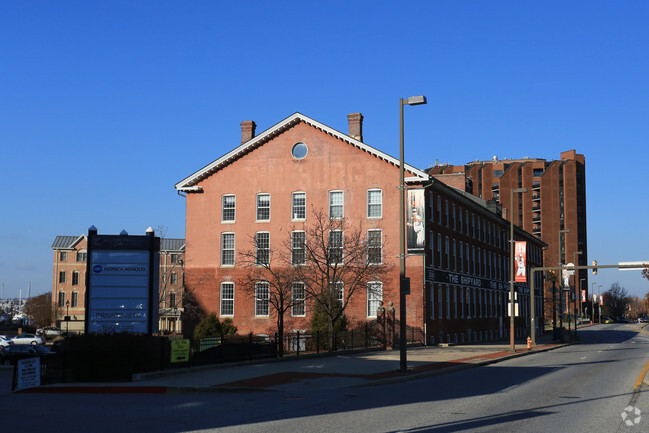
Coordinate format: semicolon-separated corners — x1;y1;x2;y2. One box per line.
328;230;344;265
291;230;306;266
255;231;270;266
291;282;306;317
222;194;236;223
255;282;270;317
367;281;383;318
220;282;235;316
291;191;307;221
367;188;383;219
256;193;271;222
221;232;235;267
329;190;344;220
367;229;382;265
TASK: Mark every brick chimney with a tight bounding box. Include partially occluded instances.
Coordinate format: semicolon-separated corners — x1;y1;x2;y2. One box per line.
240;120;256;144
347;113;363;142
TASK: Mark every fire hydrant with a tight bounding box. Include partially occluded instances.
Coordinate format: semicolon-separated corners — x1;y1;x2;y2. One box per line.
526;336;532;350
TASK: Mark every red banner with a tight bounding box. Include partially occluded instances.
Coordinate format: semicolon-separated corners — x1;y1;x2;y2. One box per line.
514;241;527;283
582;290;586;302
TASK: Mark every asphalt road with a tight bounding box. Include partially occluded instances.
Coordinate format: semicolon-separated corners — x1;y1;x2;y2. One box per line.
2;324;648;433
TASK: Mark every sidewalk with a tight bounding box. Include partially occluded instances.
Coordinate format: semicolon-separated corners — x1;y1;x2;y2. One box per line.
20;333;569;394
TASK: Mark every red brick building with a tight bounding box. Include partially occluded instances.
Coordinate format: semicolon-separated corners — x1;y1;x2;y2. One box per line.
427;151;587;321
176;112;545;345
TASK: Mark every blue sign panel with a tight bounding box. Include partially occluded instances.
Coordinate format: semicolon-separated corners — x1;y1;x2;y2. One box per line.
86;228;159;335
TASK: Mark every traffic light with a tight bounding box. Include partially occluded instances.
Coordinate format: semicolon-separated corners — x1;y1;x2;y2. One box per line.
592;260;598;275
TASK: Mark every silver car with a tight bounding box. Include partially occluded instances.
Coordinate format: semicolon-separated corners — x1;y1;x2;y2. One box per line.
11;333;44;345
0;335;14;348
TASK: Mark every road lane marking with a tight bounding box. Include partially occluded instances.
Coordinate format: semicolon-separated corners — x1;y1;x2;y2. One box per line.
634;357;649;390
499;385;519;393
581;357;587;360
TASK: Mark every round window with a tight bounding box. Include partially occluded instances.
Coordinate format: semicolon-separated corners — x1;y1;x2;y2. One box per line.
291;142;308;160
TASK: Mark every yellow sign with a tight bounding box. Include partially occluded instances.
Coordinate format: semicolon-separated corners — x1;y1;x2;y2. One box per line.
170;339;190;363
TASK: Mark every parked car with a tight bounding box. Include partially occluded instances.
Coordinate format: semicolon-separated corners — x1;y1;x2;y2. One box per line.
638;317;649;323
36;326;62;338
11;333;44;345
0;335;14;348
602;316;615;324
0;344;55;365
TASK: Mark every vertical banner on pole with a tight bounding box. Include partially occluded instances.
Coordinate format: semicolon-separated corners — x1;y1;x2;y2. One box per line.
514;241;527;283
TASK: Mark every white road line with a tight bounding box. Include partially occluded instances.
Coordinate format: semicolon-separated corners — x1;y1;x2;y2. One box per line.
499;385;519;393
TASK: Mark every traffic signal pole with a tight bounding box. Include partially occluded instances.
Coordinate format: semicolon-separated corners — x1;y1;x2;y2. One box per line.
529;262;647;345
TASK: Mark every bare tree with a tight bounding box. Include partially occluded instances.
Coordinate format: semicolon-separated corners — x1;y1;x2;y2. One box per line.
237;208;390;352
294;209;389;350
23;293;55;328
239;232;299;357
602;282;630;319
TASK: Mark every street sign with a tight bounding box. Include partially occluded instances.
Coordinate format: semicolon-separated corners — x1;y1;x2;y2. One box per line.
170;339;190;363
618;261;649;271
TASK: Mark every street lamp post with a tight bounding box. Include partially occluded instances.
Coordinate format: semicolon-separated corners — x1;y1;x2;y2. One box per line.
399;95;426;373
557;229;570;341
65;300;70;334
591;281;597;322
571;251;582;337
598;284;603;324
509;187;527;352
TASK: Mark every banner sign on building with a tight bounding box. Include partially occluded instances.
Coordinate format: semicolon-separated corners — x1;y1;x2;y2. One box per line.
514;241;527;283
407;188;425;254
85;226;160;335
425;267;529;294
600;295;604;306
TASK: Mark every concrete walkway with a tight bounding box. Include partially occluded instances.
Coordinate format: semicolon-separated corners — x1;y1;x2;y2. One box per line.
17;333;570;394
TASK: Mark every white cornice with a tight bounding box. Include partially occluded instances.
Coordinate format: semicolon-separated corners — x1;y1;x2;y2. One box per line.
175;112;430;191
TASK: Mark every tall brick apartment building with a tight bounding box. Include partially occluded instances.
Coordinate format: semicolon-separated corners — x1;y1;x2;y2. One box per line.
175;112;545;345
51;235;185;333
427;150;588;319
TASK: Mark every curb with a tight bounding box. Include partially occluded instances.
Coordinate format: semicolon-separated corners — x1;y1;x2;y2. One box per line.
351;342;570;388
15;342;570;394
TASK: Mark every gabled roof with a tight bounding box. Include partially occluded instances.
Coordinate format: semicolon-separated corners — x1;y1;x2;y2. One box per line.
161;238;185;252
52;236;185;252
175;112;430;191
51;235;85;250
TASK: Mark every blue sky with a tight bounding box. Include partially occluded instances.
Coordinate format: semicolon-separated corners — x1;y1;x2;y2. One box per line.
1;1;648;300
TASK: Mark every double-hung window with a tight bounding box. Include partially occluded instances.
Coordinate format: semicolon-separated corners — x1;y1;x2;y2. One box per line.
76;251;87;262
221;283;234;316
367;189;382;219
71;291;79;308
221;233;235;266
256;193;270;221
367;281;383;317
59;271;66;284
72;271;79;286
292;282;305;316
58;291;65;308
367;229;382;264
291;231;306;265
292;192;306;221
336;281;344;305
329;191;344;219
328;230;343;264
255;232;270;265
222;195;236;222
255;282;270;316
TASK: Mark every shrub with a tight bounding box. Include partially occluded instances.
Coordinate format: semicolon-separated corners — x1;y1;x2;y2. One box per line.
193;313;238;340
